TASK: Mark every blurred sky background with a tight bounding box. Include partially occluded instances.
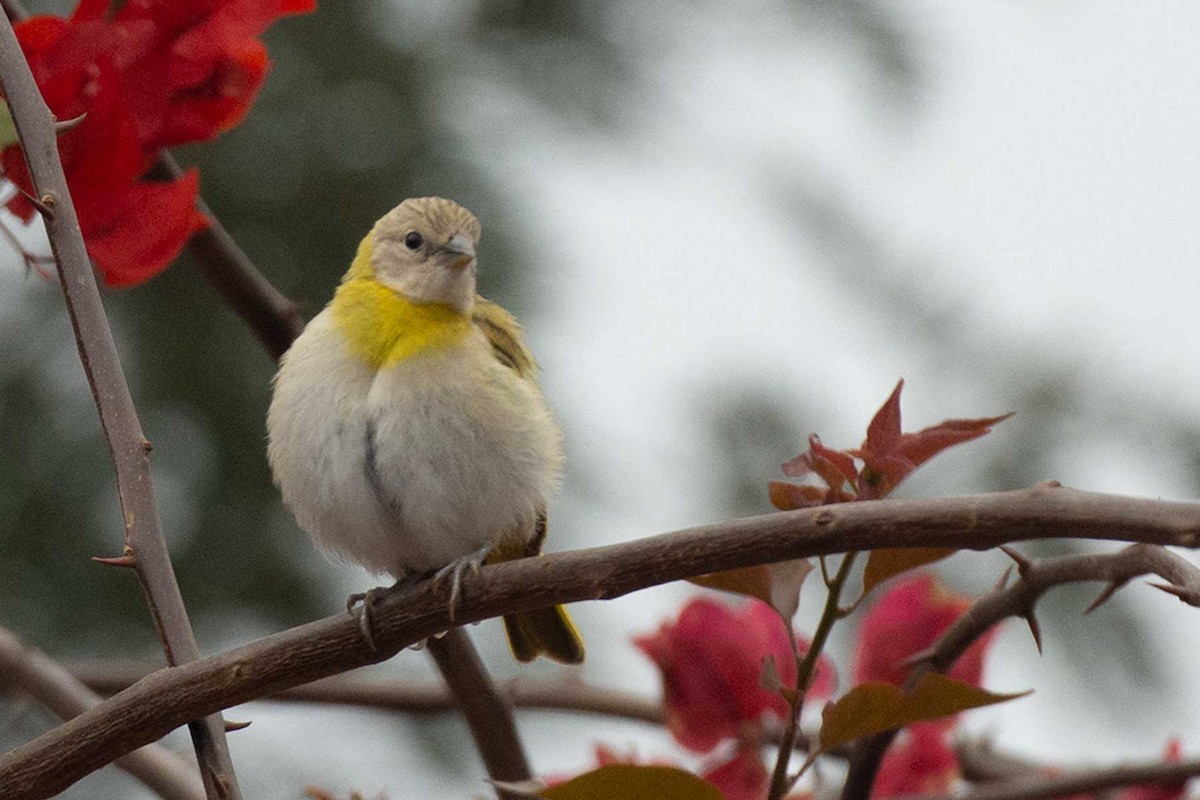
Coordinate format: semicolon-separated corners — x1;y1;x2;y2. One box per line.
2;1;1200;798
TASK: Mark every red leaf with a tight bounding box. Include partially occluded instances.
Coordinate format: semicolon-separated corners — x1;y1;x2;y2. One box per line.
769;480;828;510
864;379;905;457
852;381;1011;499
862;548;959;596
689;559;813;623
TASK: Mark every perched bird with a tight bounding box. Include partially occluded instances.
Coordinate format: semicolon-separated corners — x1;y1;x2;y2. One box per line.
267;197;584;664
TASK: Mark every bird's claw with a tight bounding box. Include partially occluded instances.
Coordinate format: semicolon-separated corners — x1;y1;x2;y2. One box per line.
431;545;491;622
346;580;405;651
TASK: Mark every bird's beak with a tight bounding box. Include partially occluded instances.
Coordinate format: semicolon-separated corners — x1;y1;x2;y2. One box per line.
438;234;476;269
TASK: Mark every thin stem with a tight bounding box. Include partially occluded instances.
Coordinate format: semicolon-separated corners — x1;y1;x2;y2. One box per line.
0;13;242;800
769;552;858;800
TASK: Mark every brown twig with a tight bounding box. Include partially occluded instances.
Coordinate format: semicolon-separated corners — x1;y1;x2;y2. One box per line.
151;154;303;360
890;755;1200;800
839;543;1200;800
4;489;1200;796
956;737;1046;783
0;14;242;800
62;658;665;723
0;628;205;800
426;633;530;800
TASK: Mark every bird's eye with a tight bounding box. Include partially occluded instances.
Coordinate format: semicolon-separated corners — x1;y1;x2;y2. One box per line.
403;232;424;250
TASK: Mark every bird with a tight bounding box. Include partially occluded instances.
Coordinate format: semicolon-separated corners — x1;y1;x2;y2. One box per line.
266;196;584;664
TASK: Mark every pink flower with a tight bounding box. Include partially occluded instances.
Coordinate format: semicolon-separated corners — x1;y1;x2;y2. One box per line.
853;574;996;690
873;723;958;798
635;597;835;753
701;746;769;800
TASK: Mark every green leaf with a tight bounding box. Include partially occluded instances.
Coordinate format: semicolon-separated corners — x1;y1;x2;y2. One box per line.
689;559;812;623
862;547;958;595
0;101;18;149
818;673;1031;751
541;765;723;800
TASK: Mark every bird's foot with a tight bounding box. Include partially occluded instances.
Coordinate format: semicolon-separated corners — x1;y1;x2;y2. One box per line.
346;578;408;651
431;545;492;622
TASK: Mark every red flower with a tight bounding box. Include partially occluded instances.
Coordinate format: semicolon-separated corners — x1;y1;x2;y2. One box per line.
872;723;959;798
701;745;770;800
853;574;996;691
2;0;313;285
635;597;835;753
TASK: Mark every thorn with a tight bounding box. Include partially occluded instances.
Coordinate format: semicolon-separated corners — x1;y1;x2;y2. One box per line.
53;112;86;134
16;186;54;218
1149;581;1200;606
92;551;136;568
999;545;1032;574
1035;480;1063;490
1084;581;1125;614
1024;610;1043;654
224;718;252;732
992;565;1013;592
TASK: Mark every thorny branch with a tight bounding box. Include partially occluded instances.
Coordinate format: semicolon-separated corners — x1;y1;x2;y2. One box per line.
840;543;1200;800
3;487;1200;796
0;627;205;800
892;756;1200;800
0;12;243;800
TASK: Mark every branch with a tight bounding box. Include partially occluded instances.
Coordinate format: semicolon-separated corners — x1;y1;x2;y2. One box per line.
4;487;1200;796
63;659;664;724
426;632;530;800
840;543;1200;800
892;755;1200;800
0;15;242;800
151;154;303;360
0;628;205;800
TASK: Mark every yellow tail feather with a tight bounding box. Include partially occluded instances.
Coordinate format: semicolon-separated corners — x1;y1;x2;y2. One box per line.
503;604;585;665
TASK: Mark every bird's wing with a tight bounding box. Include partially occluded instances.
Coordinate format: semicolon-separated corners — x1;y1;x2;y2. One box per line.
472;296;537;381
472;299;548;559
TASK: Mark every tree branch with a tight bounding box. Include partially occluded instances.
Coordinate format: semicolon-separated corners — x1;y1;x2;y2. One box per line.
0;15;242;800
0;628;205;800
839;543;1200;800
4;487;1200;796
61;659;664;724
151;154;303;360
892;755;1200;800
426;632;530;800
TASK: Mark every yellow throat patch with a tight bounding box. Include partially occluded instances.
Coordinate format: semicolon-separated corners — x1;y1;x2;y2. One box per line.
331;236;471;370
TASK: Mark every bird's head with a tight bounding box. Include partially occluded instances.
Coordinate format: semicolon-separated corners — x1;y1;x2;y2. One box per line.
359;197;482;313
